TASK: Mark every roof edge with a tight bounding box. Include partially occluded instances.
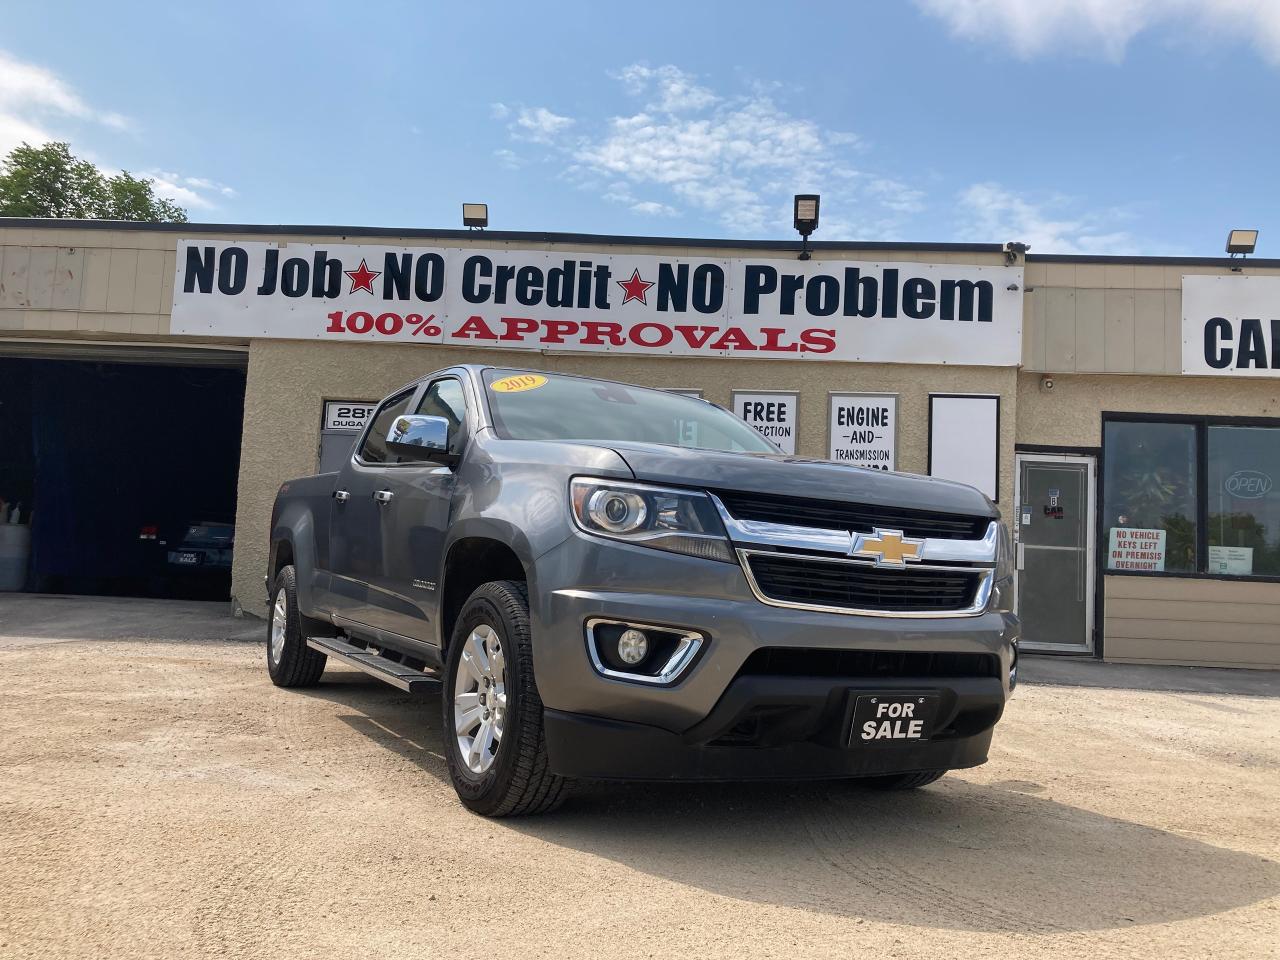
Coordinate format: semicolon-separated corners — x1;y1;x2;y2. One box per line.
0;217;1001;253
3;218;1277;267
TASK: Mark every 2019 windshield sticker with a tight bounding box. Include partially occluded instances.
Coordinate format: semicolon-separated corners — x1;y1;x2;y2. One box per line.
491;374;548;393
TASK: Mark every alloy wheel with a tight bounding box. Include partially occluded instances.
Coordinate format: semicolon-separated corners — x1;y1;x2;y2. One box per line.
453;623;507;774
269;589;287;664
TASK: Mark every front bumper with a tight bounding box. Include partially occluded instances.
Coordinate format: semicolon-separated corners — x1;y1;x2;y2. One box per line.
529;531;1017;780
545;674;1002;780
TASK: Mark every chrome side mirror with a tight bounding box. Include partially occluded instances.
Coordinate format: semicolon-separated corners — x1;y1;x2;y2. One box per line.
385;414;455;464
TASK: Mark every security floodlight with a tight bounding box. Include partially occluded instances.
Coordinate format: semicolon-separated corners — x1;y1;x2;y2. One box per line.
793;194;820;260
463;203;489;229
1226;229;1258;256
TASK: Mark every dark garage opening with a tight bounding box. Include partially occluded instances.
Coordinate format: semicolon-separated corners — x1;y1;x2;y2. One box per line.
0;356;247;600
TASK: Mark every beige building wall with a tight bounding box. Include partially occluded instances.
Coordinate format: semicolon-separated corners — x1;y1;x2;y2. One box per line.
1105;576;1280;669
1022;259;1280;375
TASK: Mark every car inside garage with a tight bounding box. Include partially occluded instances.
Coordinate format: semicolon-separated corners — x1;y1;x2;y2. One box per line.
0;348;246;600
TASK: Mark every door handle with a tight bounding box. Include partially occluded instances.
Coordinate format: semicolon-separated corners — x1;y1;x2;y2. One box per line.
373;489;394;504
333;489;350;503
1016;542;1025;571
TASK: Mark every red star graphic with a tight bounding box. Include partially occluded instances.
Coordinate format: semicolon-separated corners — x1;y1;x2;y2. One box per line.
616;268;654;306
344;258;381;295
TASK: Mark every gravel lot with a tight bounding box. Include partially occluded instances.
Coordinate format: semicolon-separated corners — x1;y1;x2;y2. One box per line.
1;606;1277;959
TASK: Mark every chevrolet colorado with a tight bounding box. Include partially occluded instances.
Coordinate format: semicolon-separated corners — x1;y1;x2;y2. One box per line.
267;366;1018;816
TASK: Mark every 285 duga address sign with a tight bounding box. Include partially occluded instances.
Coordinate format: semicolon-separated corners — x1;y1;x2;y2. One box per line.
170;241;1023;366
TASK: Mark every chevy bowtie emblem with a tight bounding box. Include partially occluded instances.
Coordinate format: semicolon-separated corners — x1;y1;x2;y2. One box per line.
852;528;925;567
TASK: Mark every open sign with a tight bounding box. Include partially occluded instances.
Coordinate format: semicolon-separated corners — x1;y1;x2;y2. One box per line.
1224;470;1273;499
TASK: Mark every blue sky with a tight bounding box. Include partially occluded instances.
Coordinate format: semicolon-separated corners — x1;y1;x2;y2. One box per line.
1;1;1278;256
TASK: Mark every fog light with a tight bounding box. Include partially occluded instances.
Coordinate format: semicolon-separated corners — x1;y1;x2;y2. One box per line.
617;629;648;665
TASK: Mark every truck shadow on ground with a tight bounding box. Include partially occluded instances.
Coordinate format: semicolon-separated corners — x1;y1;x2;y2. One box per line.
305;675;1280;935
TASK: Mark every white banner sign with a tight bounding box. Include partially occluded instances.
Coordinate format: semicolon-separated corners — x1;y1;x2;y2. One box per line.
732;391;798;455
828;394;897;470
1182;275;1280;377
170;240;1023;366
323;400;377;432
1107;527;1167;572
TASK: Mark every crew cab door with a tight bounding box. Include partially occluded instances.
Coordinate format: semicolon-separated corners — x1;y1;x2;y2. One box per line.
363;375;470;641
328;384;422;626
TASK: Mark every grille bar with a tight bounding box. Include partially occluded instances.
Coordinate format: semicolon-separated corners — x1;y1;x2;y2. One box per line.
738;647;1000;679
716;490;990;541
743;551;987;616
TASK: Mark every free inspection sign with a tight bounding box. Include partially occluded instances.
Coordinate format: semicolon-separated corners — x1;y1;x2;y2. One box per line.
170;240;1023;366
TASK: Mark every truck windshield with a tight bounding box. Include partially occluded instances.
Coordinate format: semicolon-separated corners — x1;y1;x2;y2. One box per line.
482;370;778;454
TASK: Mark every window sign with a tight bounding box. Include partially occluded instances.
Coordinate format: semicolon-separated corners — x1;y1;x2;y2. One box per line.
828;394;897;471
1102;421;1199;573
1107;527;1167;572
732;390;798;455
1208;545;1254;576
1208;426;1280;576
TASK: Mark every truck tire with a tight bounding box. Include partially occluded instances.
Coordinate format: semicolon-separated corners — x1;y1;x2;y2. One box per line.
861;769;948;790
266;565;327;688
442;580;570;817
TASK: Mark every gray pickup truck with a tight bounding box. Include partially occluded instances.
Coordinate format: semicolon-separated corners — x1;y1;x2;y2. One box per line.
267;365;1018;816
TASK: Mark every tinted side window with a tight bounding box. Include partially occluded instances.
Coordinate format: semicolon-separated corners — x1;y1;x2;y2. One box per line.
357;388;416;464
415;379;468;454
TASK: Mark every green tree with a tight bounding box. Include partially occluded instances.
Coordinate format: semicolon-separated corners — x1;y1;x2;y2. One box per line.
0;141;187;222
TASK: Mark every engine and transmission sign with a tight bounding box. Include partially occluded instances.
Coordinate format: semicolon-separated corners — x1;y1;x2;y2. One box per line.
170;240;1023;367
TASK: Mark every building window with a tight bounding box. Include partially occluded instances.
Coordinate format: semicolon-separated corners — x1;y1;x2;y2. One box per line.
1207;426;1280;577
1103;421;1198;573
1104;416;1280;580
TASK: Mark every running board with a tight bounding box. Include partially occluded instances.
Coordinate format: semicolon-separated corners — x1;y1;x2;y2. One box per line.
306;636;441;693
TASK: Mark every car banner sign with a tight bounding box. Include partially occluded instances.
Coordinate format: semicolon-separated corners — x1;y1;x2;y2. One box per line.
1182;275;1280;377
170;240;1023;366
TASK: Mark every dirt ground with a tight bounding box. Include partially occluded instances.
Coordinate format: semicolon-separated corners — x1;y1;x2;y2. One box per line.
1;632;1277;960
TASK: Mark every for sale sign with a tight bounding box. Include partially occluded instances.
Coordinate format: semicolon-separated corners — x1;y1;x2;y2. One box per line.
1107;527;1167;572
170;240;1023;366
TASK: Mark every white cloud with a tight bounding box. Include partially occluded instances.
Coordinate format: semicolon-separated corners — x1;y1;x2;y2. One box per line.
142;170;237;210
0;49;133;154
601;181;679;217
916;0;1280;63
615;64;718;113
493;148;523;170
955;182;1137;254
489;102;510;120
512;106;574;144
496;64;895;236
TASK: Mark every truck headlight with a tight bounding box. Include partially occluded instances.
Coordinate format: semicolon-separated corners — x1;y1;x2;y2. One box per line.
570;478;734;563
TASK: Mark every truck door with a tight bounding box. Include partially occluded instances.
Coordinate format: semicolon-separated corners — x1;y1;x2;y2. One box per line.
328;385;422;626
362;375;470;642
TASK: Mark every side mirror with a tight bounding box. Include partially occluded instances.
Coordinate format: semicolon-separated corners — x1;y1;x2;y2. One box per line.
385;414;457;465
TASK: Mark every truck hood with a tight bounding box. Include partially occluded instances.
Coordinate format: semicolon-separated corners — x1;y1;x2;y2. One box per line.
604;441;997;519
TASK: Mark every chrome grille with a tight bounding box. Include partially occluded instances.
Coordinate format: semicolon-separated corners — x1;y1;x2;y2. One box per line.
714;490;990;541
744;552;983;614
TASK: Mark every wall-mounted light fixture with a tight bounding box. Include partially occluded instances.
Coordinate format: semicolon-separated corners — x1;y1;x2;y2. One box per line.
1226;229;1258;272
463;203;489;230
793;194;819;261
